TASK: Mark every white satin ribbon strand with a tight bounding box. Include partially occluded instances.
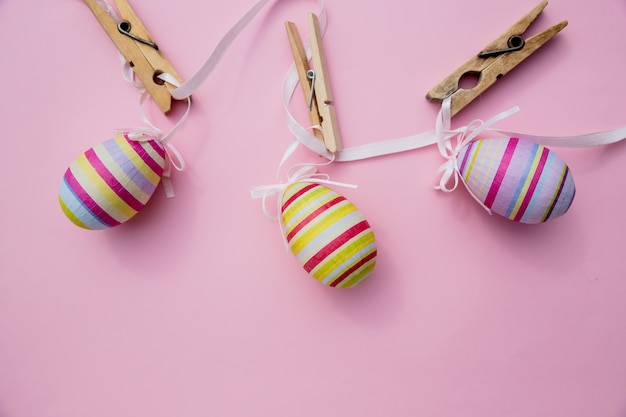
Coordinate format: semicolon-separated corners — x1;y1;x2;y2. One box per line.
250;139;357;249
91;0;275;199
113;122;186;199
282;0;334;160
170;0;273;100
434;97;520;193
501;127;626;148
113;73;191;199
135;80;190;198
277;0;626;169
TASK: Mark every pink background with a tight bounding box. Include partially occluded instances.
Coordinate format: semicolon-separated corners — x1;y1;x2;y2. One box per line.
2;0;626;416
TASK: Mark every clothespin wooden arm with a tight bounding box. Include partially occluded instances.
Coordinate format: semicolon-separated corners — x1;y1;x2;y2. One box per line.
284;14;342;153
84;0;184;113
285;21;324;143
428;21;567;116
427;0;567;117
481;0;549;56
308;13;341;153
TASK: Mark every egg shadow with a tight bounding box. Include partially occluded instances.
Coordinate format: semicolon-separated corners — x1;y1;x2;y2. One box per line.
299;213;408;329
295;267;403;332
461;189;586;280
103;182;197;279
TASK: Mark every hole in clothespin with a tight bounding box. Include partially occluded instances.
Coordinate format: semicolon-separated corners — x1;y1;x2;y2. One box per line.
458;71;481;90
153;70;165;86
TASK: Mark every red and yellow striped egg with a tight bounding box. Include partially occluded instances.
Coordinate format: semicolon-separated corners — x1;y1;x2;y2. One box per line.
457;137;576;224
280;182;377;288
58;134;166;230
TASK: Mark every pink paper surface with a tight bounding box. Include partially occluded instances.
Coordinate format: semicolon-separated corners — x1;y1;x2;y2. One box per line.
2;0;626;416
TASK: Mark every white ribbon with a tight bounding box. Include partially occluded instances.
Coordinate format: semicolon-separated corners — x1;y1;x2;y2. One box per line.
499;127;626;149
170;0;273;100
282;0;333;160
250;140;357;248
251;0;358;247
90;0;272;198
434;97;520;193
119;73;191;198
278;0;626;177
113;124;186;199
112;79;190;198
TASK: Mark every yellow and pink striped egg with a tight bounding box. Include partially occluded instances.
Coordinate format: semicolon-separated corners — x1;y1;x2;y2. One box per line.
58;134;166;229
280;182;377;288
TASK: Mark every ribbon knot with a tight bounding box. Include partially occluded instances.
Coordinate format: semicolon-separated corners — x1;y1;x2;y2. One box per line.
251;162;357;220
251;140;357;249
434;97;520;195
250;165;323;202
114;127;186;198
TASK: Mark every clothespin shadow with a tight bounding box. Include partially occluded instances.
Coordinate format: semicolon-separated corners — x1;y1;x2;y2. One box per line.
285;14;342;153
84;0;184;113
427;0;568;117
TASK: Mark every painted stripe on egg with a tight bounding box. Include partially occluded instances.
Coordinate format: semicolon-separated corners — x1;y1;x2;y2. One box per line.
521;150;554;223
506;142;542;219
288;199;356;254
59;178;108;229
483;138;517;207
280;182;377;287
331;249;377;288
458;140;474;173
93;142;152;204
462;139;483;184
59;135;167;229
286;196;345;242
84;148;146;212
283;184;338;232
127;135;166;169
457;137;576;224
102;139;159;196
63;168;121;227
292;209;364;264
303;220;370;272
282;182;318;211
316;234;377;287
73;154;136;221
474;137;502;199
542;165;570;222
115;136;162;185
59;197;88;229
512;147;549;221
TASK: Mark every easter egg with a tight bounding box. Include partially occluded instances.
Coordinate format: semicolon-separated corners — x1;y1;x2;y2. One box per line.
457;137;575;224
58;134;166;230
280;182;377;288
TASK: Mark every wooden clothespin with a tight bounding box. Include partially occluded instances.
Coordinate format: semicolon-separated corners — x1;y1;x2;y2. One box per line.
427;0;568;117
84;0;184;113
285;14;341;153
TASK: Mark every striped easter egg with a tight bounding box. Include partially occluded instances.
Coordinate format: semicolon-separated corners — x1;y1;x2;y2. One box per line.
280;182;377;288
58;134;166;230
457;137;575;224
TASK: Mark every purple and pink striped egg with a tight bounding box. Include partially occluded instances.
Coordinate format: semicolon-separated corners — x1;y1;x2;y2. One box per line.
58;134;166;230
457;137;575;224
280;182;377;288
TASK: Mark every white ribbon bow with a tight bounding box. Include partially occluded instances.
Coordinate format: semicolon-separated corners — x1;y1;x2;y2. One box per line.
112;87;191;199
434;97;520;193
113;126;186;199
250;141;356;248
92;0;271;198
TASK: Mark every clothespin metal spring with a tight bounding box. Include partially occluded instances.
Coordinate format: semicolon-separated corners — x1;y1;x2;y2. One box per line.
117;20;159;50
